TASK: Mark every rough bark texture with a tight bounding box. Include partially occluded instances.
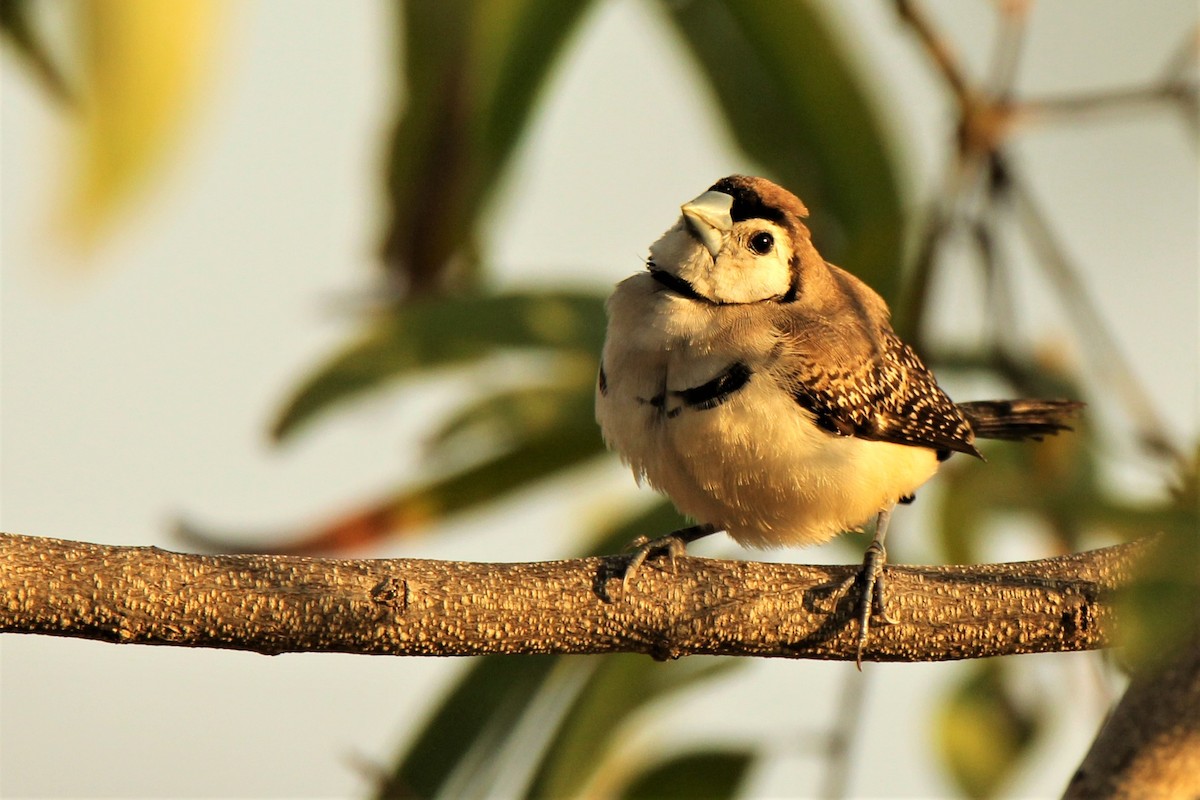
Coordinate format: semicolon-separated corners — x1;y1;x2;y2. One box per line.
1064;634;1200;799
0;532;1146;662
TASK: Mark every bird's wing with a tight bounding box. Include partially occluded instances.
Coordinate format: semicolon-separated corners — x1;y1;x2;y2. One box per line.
771;314;979;458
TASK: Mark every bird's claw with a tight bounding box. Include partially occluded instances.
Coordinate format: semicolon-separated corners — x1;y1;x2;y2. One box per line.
852;540;897;669
622;533;688;592
619;524;718;593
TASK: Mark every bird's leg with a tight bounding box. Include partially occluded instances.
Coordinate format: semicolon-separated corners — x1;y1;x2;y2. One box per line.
854;507;899;668
623;523;719;592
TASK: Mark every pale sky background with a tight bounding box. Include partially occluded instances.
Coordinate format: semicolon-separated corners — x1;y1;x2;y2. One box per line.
2;1;1197;797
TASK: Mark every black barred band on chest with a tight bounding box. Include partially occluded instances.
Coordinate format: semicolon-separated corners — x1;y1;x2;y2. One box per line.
673;362;753;412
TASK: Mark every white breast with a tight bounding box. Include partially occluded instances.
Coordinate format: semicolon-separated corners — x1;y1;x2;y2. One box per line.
596;275;940;549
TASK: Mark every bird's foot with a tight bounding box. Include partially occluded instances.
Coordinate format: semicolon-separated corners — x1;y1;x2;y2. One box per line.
622;523;717;593
849;540;898;669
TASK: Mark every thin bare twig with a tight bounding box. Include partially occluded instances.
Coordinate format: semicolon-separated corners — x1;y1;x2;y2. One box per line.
894;1;1189;464
1023;82;1198;124
1026;25;1198;140
893;0;972;107
1006;167;1183;463
983;0;1030;103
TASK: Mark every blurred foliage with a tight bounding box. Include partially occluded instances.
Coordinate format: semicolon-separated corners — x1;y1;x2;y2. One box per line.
377;654;742;799
934;355;1091;564
525;655;739;799
1113;448;1200;672
343;1;908;795
3;0;222;246
660;0;905;301
0;0;71;99
935;660;1044;799
377;654;562;798
180;291;609;554
617;749;753;800
8;0;1196;798
368;503;699;798
263;0;905;553
381;0;594;295
272;291;606;441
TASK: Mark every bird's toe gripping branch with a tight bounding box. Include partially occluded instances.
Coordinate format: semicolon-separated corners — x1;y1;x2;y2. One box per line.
845;508;901;668
852;539;899;668
621;523;719;592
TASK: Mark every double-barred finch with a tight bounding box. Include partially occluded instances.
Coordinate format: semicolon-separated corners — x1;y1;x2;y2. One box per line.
595;174;1082;664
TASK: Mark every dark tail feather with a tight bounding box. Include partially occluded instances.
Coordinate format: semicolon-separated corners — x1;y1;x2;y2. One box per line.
957;399;1085;441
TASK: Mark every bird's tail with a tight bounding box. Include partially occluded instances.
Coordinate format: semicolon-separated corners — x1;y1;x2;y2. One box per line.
957;399;1084;441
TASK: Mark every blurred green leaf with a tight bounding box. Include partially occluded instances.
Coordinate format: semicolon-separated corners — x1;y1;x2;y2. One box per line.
373;502;741;799
206;394;605;553
660;0;906;302
618;749;754;800
0;0;70;100
934;407;1187;567
932;363;1097;558
929;346;1084;400
427;379;594;466
410;390;605;516
935;439;1078;564
1115;477;1200;671
585;498;691;557
376;655;564;799
936;661;1043;799
272;291;606;441
527;655;739;799
382;0;595;294
378;656;739;800
937;460;990;565
67;0;223;248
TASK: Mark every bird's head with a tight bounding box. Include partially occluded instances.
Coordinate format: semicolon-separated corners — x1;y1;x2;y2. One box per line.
647;175;818;305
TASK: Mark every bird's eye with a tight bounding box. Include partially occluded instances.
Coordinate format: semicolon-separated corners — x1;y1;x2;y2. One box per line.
749;231;774;255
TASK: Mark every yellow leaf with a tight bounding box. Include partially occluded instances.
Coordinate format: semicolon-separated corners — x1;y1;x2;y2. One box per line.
64;0;223;249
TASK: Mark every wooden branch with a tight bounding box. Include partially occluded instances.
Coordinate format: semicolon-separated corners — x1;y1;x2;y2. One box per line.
0;532;1149;662
1065;634;1200;799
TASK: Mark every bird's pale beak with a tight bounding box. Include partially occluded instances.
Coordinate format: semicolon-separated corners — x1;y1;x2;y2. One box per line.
681;190;733;258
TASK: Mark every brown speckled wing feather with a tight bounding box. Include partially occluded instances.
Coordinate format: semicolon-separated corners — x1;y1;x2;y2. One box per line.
774;321;980;458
